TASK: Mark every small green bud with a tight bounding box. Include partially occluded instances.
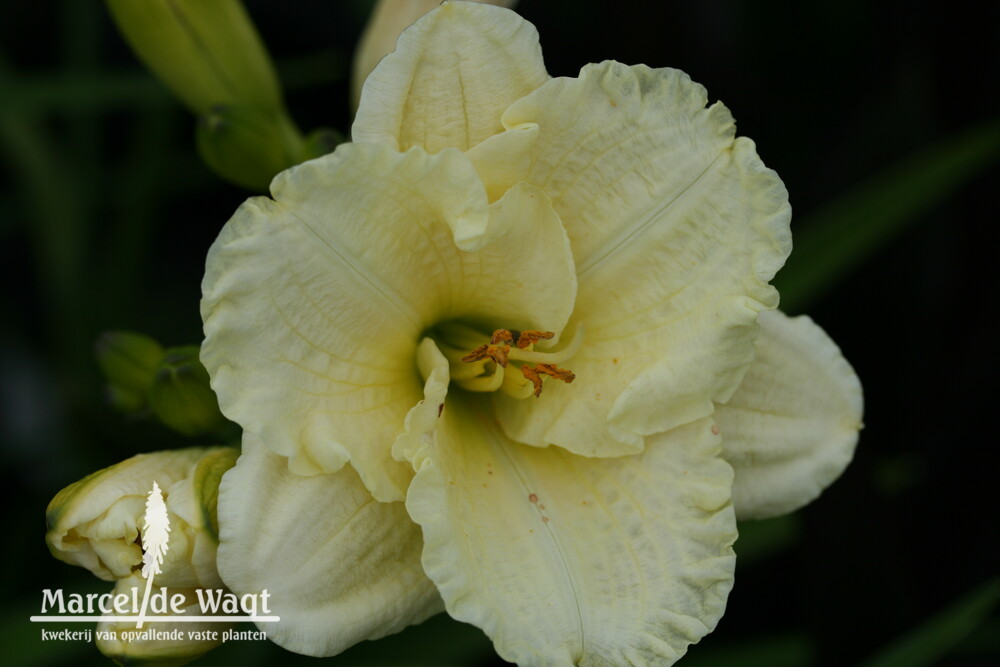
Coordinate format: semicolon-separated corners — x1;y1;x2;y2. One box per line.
95;331;164;411
149;346;227;437
196;104;303;191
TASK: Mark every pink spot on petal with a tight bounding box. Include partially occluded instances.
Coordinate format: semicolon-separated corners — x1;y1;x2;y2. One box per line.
528;493;538;504
711;424;720;435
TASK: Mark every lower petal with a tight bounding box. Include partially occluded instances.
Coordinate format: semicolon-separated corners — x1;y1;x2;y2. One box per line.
716;310;864;519
217;434;442;657
407;397;736;666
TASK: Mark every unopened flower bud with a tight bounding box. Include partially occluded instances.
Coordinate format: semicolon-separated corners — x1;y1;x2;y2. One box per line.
46;447;239;587
149;346;227;437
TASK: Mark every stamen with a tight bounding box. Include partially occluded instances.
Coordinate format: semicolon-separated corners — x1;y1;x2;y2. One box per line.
520;365;543;397
536;364;576;383
501;365;537;399
507;323;584;365
462;364;506;392
515;330;554;349
453;326;579;398
520;363;575;397
491;329;514;345
461;340;509;367
461;345;490;363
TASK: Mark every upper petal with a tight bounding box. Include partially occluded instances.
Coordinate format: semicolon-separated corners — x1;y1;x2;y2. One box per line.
351;0;519;111
407;396;736;666
716;309;864;519
496;63;792;456
352;0;548;153
201;142;574;500
217;434;442;657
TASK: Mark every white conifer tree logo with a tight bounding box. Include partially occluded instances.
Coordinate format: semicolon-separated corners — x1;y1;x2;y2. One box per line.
136;481;170;629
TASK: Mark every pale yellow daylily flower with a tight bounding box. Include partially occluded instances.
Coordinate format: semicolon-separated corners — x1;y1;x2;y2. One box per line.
201;2;862;665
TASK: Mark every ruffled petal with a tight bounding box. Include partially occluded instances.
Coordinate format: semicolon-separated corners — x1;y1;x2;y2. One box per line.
716;310;864;519
217;434;442;657
496;62;792;457
202;142;574;500
407;397;736;666
352;1;548;153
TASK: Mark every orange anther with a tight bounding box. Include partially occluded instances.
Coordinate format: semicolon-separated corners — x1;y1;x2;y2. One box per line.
490;329;514;345
520;365;544;397
461;345;490;363
515;330;555;349
536;363;575;384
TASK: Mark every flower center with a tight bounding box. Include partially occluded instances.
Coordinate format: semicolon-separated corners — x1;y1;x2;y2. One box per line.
435;324;580;398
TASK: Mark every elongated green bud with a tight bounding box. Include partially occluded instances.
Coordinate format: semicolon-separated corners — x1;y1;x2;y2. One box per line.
105;0;283;116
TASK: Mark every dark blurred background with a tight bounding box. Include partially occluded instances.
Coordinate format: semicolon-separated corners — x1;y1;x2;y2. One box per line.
2;1;997;665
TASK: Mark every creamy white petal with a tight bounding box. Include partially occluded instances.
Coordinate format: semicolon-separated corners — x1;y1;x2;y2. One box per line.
496;63;792;457
716;310;864;519
352;1;548;153
407;398;736;666
217;434;442;657
201;143;575;501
